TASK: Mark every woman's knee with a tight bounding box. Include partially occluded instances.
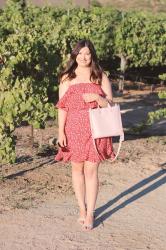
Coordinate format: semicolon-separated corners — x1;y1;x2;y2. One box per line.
71;161;84;175
84;162;99;178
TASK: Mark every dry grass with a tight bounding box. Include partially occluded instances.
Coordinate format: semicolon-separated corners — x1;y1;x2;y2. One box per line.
0;0;166;12
98;0;166;12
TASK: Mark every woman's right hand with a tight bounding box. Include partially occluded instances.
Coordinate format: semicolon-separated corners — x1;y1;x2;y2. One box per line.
57;131;67;147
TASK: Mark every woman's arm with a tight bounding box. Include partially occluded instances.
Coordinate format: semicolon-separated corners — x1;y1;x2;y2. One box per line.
57;78;69;147
96;73;113;107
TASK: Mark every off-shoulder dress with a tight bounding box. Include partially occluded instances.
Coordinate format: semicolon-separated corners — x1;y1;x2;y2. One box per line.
55;82;115;163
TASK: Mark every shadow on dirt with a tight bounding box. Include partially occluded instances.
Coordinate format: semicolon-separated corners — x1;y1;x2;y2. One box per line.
94;169;166;228
4;156;56;180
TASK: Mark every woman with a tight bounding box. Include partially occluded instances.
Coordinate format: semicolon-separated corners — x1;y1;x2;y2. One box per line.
55;39;115;231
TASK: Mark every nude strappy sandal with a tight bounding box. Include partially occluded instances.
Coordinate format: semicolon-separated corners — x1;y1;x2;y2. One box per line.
77;204;87;225
82;211;95;231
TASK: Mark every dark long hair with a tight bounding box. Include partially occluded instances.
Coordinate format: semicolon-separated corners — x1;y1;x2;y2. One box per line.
59;39;103;84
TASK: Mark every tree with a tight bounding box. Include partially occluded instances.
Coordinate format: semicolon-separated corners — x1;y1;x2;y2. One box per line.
114;11;166;91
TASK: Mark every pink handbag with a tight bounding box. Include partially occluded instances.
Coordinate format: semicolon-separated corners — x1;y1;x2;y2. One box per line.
89;103;124;162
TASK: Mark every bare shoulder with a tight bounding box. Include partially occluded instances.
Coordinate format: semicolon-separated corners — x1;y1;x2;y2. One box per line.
59;74;70;98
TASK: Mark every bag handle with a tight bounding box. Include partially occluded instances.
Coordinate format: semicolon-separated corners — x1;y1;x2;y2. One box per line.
92;135;124;162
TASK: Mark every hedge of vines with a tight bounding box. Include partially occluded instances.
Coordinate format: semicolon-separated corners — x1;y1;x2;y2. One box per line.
0;0;166;163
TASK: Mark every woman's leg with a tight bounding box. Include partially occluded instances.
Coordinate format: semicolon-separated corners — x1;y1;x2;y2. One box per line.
84;161;100;228
71;161;86;219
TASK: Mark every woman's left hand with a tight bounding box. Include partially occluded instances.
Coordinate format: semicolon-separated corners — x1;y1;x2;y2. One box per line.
82;93;99;103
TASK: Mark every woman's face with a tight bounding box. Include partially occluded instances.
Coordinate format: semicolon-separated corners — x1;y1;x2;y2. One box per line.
76;46;92;67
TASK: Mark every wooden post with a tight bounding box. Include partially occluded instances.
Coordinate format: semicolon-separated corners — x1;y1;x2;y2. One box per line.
30;124;34;148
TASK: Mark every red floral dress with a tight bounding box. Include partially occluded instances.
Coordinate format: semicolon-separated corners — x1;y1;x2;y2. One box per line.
55;82;115;163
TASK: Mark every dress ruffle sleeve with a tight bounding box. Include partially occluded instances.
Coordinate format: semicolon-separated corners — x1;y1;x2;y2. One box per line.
55;90;69;112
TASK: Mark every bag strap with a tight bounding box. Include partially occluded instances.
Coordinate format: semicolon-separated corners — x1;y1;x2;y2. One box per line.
92;135;124;162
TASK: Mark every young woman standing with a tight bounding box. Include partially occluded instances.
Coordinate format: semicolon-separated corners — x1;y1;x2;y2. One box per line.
55;39;114;231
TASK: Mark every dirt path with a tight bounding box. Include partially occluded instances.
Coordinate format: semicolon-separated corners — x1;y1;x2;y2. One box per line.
0;158;166;250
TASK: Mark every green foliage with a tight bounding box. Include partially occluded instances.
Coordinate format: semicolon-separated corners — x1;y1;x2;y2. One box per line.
147;108;166;125
114;11;166;71
147;72;166;125
0;3;59;163
159;73;166;81
158;91;166;99
0;78;57;163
